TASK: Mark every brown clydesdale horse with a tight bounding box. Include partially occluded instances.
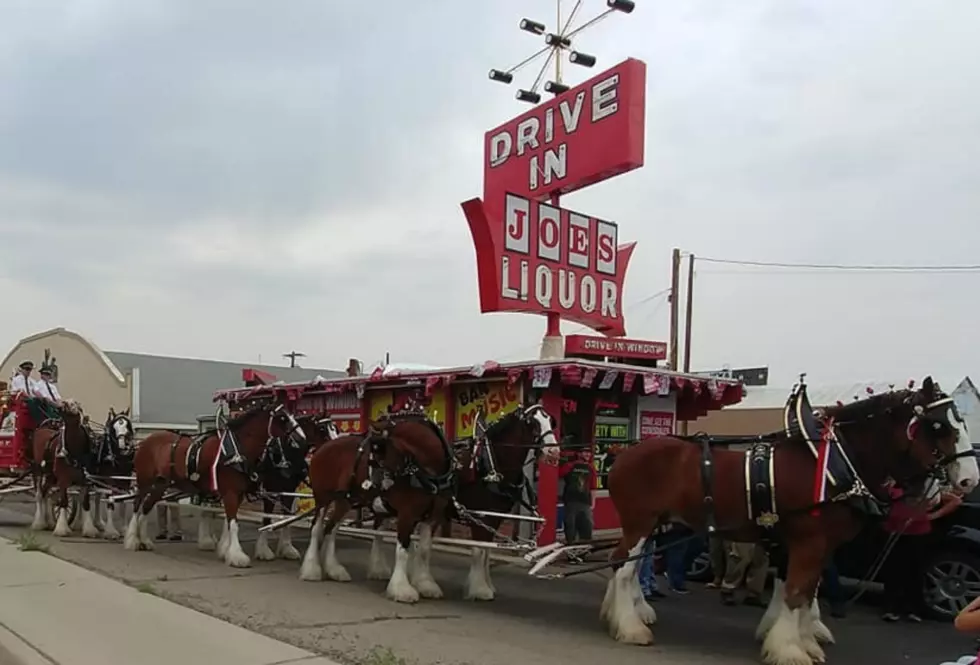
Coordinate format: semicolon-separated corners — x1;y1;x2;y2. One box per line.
436;404;559;601
30;399;97;537
127;401;305;566
299;401;558;604
250;413;339;562
604;377;978;665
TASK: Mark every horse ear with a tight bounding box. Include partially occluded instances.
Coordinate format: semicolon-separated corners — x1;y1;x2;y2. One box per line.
922;376;936;397
109;407;115;418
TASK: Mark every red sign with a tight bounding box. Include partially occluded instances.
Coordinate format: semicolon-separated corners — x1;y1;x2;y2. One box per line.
639;410;674;438
462;193;635;336
565;334;667;361
483;58;646;218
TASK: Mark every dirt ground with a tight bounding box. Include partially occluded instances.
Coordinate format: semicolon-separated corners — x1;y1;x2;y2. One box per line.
0;498;963;665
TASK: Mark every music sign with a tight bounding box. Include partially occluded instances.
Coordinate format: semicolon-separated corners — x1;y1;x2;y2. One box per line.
462;193;635;335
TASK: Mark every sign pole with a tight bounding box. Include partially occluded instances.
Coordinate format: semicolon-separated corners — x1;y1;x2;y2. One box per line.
540;8;564;361
680;253;695;435
668;248;681;370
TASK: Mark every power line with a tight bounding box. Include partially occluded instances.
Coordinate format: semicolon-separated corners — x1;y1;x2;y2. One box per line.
696;256;980;273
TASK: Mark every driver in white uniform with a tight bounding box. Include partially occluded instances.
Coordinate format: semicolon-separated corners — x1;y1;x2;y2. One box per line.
10;361;37;396
32;367;62;405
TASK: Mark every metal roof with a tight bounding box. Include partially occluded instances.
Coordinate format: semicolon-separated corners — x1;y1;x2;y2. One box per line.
105;351;344;424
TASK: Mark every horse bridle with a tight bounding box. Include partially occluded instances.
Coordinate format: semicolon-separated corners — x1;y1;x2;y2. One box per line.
267;403;305;447
907;395;975;467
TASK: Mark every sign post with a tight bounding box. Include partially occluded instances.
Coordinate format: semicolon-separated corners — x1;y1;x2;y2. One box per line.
464;2;643;358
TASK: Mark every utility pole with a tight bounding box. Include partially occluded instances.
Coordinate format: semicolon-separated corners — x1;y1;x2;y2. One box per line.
681;253;695;435
668;248;681;370
282;351;305;368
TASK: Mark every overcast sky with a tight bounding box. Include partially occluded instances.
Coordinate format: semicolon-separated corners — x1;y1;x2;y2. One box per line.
1;0;978;388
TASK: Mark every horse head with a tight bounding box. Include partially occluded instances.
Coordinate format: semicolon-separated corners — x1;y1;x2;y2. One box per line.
220;400;305;465
473;403;558;479
106;407;135;454
825;377;979;499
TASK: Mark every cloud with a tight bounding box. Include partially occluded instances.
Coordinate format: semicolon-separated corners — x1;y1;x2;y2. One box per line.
1;0;979;387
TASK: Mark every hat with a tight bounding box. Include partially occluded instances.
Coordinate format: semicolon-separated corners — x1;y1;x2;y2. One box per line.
18;360;34;370
39;367;52;376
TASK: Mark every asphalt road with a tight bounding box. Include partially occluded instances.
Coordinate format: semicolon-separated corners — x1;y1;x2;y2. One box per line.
0;498;967;665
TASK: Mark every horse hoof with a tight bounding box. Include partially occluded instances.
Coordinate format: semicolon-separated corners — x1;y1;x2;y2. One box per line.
325;566;352;583
103;531;121;542
386;587;420;604
611;624;654;646
415;580;444;600
225;552;251;569
463;587;495;601
277;544;301;561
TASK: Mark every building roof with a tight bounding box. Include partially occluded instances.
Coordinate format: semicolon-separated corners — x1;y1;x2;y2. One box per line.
214;357;745;421
105;351;344;425
729;377;977;411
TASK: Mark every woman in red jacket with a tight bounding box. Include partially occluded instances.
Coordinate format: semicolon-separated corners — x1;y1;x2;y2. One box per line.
881;480;962;622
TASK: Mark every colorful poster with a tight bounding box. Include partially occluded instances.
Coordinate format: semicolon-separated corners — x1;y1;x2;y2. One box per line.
593;418;631;491
368;389;447;433
639;410;675;438
454;381;522;439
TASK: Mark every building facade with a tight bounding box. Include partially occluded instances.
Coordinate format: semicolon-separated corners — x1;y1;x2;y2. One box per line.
1;327;344;436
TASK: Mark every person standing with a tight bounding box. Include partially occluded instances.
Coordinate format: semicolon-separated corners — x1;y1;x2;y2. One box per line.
558;438;594;545
10;361;39;465
638;534;665;600
657;521;693;594
720;541;769;607
881;483;962;622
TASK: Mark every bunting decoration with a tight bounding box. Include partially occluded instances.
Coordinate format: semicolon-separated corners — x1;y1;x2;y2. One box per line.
424;375;441;396
599;370;619;390
580;367;598;388
355;383;365;400
507;367;523;385
560;364;582;385
622;372;637;393
642;373;659;395
658;374;671;396
708;379;725;401
532;366;553;389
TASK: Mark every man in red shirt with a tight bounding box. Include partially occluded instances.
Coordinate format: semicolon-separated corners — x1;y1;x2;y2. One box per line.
881;480;962;622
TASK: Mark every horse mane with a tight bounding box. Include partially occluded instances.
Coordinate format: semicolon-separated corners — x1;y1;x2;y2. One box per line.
224;403;267;429
821;389;913;423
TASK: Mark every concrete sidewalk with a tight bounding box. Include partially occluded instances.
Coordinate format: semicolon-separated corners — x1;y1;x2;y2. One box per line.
0;538;338;665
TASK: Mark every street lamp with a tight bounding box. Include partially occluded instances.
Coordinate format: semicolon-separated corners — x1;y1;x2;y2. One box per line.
486;0;635;103
569;51;597;67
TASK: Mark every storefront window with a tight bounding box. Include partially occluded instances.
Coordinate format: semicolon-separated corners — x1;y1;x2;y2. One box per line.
592;393;632;490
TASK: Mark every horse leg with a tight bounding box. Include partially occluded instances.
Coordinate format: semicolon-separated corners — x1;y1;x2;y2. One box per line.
299;505;325;581
809;586;834;645
220;491;251;568
102;495;121;541
601;535;655;645
52;474;72;537
80;486;101;538
123;493;144;551
91;492;104;531
407;518;443;599
30;475;47;531
366;515;392;579
386;512;420;604
253;497;277;562
197;498;217;551
320;499;352;582
761;543;824;665
464;521;496;601
275;497;301;561
216;509;230;560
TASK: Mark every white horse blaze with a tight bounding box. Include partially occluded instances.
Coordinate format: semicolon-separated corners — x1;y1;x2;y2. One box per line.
948;407;980;490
